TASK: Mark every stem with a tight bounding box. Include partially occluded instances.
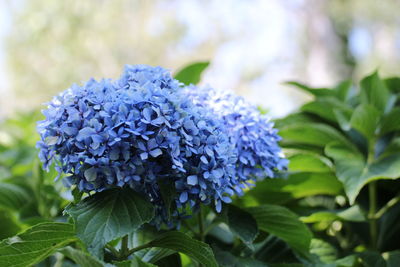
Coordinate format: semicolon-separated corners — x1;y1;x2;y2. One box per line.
198;206;205;242
368;182;378;250
119;235;129;260
126;243;151;255
367;139;378;250
374;194;400;219
106;244;119;257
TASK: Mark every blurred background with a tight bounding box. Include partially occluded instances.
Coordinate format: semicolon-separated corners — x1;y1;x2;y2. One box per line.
1;0;400;118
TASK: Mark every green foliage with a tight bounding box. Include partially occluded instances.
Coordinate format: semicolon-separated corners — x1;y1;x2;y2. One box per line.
65;187;155;258
279;71;400;265
0;223;76;267
247;205;312;257
173;62;209;85
2;64;400;266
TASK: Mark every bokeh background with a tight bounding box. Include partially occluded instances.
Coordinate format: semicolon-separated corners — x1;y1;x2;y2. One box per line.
1;0;400;118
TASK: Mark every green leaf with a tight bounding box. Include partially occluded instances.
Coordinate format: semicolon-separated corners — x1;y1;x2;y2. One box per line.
174;62;209;85
249;172;342;205
384;77;400;93
59;246;106;267
226;205;259;246
0;209;22;239
288;153;332;173
147;231;218;267
326;142;400;204
301;97;352;123
158;181;176;221
114;257;157;267
310;239;337;263
380;107;400;135
247;204;312;256
274;113;316;129
0;222;76;267
214;247;267;267
335;80;352;101
0;182;31;211
285;81;335;97
301;205;365;223
385;251;400;267
279;123;353;148
65;187;155;258
153;253;182;267
350;104;381;139
360;72;391;112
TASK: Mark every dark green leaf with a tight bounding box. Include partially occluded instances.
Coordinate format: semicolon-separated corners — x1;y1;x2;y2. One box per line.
380;107;400;135
384;77;400;93
326;142;400;204
174;62;209;85
350;104;381;139
0;222;76;267
114;257;157;267
227;205;259;246
360;72;391;112
0;209;21;239
247;205;312;256
153;253;182;267
65;187;155;258
59;246;106;267
214;247;267;267
147;231;218;267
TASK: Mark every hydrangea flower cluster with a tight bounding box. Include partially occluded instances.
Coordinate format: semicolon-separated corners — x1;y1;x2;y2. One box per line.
37;64;286;225
184;85;288;185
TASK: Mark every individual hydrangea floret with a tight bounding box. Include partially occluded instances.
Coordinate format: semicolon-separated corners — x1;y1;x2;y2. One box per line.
184;85;288;186
37;65;239;226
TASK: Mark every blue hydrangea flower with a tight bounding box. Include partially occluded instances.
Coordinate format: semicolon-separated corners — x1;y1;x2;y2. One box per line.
37;65;239;226
184;85;288;186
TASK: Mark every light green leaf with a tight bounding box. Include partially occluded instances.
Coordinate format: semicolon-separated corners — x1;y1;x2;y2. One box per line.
310;239;337;263
301;205;365;223
0;222;76;267
288;153;332;173
279;123;353;148
59;246;106;267
0;183;31;211
285;81;335;97
334;80;352;101
226;205;259;246
301;97;352;123
350;104;381;139
147;231;218;267
174;62;209;85
360;72;391;112
247;205;312;256
249;172;342;205
65;188;155;258
326;142;400;204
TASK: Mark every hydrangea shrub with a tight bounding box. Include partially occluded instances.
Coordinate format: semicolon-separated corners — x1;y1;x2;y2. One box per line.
36;64;286;226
